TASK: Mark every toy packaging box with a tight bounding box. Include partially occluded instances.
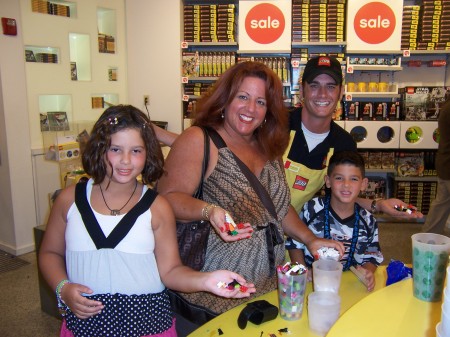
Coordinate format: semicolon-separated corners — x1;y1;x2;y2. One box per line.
396;151;424;177
400;86;450;120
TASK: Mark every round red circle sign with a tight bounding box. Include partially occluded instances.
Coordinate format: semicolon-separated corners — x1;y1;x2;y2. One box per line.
245;3;285;44
354;2;396;44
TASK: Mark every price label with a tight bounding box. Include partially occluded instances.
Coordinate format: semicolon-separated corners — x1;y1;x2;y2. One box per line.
182;77;189;84
181;41;188;49
403;50;411;57
182;95;189;101
291;60;300;68
345;94;353;101
347;65;354;74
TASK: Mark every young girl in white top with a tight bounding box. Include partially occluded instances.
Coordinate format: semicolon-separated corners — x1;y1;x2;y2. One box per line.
39;105;255;337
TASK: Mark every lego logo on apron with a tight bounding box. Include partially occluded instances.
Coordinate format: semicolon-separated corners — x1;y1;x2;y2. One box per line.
354;2;396;44
245;3;285;44
293;175;309;191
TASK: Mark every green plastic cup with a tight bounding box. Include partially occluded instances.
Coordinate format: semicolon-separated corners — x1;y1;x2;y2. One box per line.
412;233;450;302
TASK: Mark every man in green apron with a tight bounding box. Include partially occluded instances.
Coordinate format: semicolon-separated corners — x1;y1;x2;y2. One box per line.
284;56;423;263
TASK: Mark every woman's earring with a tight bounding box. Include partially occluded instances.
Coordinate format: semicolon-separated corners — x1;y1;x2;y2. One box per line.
221;111;224;119
260;118;267;128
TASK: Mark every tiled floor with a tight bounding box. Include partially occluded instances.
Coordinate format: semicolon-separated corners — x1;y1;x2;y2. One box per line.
0;221;426;337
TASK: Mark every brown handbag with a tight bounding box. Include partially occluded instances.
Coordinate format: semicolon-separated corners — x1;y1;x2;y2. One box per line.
175;127;210;271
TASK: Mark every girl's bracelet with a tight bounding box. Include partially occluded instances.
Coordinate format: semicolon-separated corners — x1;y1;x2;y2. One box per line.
55;279;70;315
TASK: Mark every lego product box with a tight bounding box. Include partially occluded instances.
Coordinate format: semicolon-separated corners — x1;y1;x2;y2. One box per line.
396;151;424;177
400;86;450;120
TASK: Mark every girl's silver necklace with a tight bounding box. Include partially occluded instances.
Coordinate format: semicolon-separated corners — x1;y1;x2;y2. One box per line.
99;180;138;216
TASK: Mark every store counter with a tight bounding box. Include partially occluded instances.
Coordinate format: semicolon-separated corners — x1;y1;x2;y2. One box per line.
188;267;390;337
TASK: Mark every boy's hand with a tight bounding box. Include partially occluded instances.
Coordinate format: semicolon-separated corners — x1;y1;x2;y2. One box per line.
351;266;375;292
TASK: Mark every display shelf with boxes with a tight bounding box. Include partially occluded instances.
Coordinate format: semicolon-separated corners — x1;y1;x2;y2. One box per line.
41;121;92;186
24;45;59;64
97;7;116;54
31;0;76;18
69;33;91;81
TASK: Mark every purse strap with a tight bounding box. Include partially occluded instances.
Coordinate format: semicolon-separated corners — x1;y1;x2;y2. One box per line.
207;128;277;219
193;126;210;200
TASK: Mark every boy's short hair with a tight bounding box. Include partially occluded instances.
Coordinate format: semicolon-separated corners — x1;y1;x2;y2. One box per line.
327;151;366;177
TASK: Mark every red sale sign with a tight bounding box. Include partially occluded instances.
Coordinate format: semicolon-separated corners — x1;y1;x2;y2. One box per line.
346;0;403;52
239;0;291;53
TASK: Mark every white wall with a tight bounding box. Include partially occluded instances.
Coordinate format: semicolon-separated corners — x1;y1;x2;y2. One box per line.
125;0;183;133
0;0;37;255
20;0;129;149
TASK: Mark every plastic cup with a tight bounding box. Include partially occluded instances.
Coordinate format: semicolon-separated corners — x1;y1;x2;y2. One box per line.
443;288;450;313
368;82;378;92
308;291;341;336
446;266;450;293
312;259;343;294
346;82;356;92
357;82;367;92
436;322;443;337
411;233;450;302
378;82;389;92
277;269;307;320
441;307;450;336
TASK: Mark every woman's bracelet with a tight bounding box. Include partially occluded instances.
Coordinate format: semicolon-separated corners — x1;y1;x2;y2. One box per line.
202;203;217;220
55;279;70;315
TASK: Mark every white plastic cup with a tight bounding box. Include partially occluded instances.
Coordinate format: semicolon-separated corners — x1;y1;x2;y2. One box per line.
436;322;443;337
308;291;341;337
312;259;343;294
441;306;450;336
446;266;450;293
411;233;450;302
443;292;450;314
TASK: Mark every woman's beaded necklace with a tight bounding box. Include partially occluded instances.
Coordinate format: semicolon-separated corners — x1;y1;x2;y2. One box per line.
323;194;360;271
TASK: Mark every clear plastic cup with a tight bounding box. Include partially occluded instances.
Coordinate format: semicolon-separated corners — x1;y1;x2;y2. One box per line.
436;322;443;337
308;291;341;336
441;305;450;336
411;233;450;302
277;269;307;320
312;259;343;294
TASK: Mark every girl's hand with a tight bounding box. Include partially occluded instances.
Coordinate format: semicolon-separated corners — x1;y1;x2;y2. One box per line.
208;207;253;242
61;283;104;319
203;270;256;298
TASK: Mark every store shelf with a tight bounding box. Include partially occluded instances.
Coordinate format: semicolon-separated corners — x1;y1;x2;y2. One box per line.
409;50;450;55
31;0;76;18
394;176;438;182
291;42;346;47
97;7;116;54
345;92;400;99
69;33;91;81
183;42;238;47
348;65;403;71
25;45;59;63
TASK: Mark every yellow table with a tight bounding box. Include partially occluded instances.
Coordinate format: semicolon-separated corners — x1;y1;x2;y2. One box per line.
327;278;442;337
188;267;389;337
